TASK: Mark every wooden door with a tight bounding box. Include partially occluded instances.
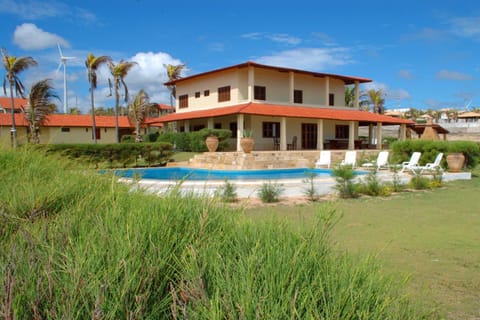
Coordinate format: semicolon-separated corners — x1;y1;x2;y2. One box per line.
301;123;317;149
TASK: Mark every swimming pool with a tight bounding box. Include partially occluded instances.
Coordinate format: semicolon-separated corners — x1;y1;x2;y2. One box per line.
115;167;342;181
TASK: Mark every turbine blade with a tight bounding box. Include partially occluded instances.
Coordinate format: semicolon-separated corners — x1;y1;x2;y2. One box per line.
55;62;63;74
57;43;63;58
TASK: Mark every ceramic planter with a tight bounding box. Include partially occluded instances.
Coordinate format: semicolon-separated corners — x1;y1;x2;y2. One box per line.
446;153;465;172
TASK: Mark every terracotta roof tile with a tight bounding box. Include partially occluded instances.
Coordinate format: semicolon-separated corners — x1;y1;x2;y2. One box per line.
0;97;28;110
147;103;414;125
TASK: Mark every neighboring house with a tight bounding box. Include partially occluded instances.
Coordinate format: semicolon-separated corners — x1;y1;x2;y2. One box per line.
0;113;135;145
149;61;413;151
0;97;28;113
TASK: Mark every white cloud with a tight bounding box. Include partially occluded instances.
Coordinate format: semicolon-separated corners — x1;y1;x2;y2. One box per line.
398;69;414;80
255;47;352;71
14;23;69;50
450;16;480;40
436;70;474;81
387;88;411;101
0;0;96;23
241;32;301;45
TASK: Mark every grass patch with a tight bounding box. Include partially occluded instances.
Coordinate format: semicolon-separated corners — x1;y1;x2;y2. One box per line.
245;174;480;319
169;151;199;163
0;148;431;319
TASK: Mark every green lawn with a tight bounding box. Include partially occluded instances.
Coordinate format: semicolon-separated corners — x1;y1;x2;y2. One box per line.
244;175;480;320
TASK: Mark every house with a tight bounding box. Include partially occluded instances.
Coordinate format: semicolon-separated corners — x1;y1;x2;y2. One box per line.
150;61;413;151
0;97;27;113
0;113;135;145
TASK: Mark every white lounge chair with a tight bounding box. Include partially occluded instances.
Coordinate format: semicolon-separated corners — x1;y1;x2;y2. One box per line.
341;151;357;168
419;153;444;174
362;151;389;170
315;150;331;168
400;152;422;173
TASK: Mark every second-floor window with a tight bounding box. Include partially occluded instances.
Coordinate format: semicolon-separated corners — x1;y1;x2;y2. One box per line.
294;90;303;103
254;85;266;100
329;93;335;106
218;86;231;102
179;94;188;108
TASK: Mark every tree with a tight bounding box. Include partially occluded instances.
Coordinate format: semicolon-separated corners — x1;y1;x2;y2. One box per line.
22;79;58;144
108;60;137;143
163;63;185;108
361;89;385;114
128;89;156;142
85;53;111;144
344;86;355;108
69;107;81;115
1;48;38;147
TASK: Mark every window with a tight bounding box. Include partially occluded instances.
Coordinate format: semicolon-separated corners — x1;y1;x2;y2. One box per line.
214;123;222;129
294;90;303;103
179;94;188;108
61;127;70;132
204;90;210;96
229;122;237;138
262;122;280;138
254;85;266;100
218;86;231;102
329;93;335;106
335;125;349;139
195;91;200;98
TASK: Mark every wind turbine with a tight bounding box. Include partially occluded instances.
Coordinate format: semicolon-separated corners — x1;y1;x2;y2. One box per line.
56;44;76;114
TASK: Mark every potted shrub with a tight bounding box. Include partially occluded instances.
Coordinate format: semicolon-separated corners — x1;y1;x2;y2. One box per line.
240;129;255;153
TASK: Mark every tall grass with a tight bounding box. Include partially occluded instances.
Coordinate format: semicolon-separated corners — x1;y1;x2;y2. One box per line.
0;148;433;319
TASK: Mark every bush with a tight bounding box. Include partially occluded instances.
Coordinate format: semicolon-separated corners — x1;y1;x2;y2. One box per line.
215;179;238;202
157;129;232;152
391;140;480;169
409;175;431;190
358;170;390;197
331;166;359;198
258;181;284;203
303;171;318;201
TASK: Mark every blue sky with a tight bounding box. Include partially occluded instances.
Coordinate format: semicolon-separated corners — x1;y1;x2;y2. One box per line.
1;0;480;113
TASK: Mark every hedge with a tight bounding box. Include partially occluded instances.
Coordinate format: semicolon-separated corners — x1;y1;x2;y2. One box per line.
33;142;173;168
157;128;232;152
391;140;480;169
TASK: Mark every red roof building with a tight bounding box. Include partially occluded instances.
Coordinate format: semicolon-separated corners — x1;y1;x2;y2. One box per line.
153;61;413;151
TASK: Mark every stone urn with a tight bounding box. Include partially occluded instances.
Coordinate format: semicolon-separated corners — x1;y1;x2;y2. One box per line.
446;152;465;172
240;137;254;153
205;136;219;152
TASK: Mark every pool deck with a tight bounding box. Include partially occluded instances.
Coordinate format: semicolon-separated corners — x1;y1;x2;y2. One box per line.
122;170;471;200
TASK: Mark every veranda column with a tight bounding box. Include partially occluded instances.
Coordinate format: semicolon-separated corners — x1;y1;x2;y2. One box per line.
324;76;330;106
317;119;324;150
399;123;406;141
368;124;373;145
184;120;190;132
280;117;287;151
376;122;383;149
207;117;214;129
348;121;355;150
237;114;244;151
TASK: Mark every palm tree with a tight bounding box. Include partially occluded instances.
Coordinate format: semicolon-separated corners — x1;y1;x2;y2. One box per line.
109;60;137;143
85;53;111;144
164;63;185;108
361;89;385;114
128;89;156;142
344;86;355;108
2;48;38;147
22;79;58;144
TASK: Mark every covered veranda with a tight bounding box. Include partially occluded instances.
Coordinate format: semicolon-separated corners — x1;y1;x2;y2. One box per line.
149;102;414;152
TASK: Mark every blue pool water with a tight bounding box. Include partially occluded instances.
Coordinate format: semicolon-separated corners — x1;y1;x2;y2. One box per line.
114;167;353;181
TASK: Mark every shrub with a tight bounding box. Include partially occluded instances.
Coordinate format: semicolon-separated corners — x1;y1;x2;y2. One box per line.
331;166;359;198
215;179;238;202
359;170;388;197
409;175;431;190
258;181;284;203
303;171;318;201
